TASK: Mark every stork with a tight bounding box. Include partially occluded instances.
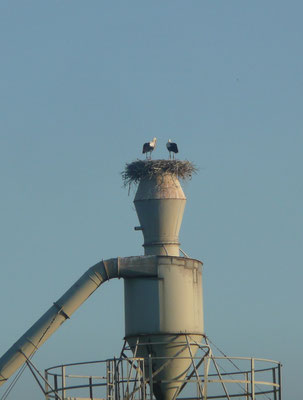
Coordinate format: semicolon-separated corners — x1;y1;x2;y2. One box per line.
142;137;157;159
166;139;178;159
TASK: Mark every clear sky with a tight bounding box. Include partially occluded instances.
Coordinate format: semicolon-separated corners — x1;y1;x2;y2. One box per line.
0;1;302;398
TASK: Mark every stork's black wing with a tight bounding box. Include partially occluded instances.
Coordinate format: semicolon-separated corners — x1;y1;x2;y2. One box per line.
171;143;178;153
142;142;150;154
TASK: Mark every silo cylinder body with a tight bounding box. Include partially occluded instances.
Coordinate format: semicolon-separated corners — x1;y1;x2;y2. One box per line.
124;174;204;400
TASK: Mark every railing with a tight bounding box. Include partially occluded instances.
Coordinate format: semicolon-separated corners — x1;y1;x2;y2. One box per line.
44;355;281;400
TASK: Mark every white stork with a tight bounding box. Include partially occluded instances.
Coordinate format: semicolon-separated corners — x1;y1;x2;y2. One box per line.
142;137;157;159
166;139;179;159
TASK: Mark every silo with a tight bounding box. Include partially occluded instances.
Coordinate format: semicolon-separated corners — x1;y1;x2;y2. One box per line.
0;158;282;399
124;165;204;400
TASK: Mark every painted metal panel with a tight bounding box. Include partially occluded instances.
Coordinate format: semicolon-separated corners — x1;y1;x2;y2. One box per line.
134;175;186;256
124;256;204;338
158;258;204;334
124;278;160;335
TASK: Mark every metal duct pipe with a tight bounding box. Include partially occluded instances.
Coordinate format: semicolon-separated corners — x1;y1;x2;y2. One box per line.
0;256;158;387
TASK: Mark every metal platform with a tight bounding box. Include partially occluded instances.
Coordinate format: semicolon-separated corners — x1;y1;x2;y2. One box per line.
43;338;282;400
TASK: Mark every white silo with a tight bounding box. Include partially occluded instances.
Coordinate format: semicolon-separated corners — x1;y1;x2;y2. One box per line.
0;159;282;400
123;161;204;400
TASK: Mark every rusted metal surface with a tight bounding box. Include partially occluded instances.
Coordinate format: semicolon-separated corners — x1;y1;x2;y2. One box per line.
134;174;186;256
124;256;203;337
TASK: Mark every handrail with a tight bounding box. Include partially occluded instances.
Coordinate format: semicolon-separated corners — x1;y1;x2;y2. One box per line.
44;355;282;400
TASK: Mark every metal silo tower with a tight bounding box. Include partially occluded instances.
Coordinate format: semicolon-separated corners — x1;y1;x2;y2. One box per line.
0;159;282;400
124;170;204;400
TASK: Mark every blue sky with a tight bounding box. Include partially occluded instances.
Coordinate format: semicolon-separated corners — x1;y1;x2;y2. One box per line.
0;1;302;398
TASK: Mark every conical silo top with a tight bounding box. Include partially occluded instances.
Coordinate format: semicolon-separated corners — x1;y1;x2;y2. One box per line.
134;173;186;201
122;160;197;256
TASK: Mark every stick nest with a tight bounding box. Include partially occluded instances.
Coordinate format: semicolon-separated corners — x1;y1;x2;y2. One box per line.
122;159;197;187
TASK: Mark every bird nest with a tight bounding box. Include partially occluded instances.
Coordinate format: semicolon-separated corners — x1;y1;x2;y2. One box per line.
122;159;197;187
